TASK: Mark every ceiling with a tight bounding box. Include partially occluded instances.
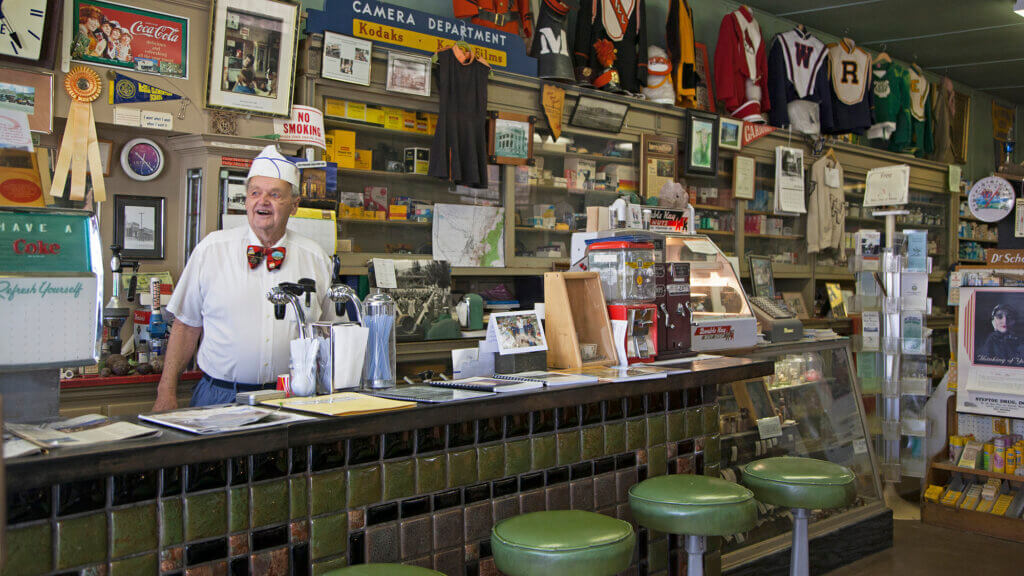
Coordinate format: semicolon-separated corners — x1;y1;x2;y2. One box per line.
742;0;1024;105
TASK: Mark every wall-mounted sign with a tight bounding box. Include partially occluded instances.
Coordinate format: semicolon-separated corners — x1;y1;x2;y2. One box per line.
71;0;189;78
274;105;326;150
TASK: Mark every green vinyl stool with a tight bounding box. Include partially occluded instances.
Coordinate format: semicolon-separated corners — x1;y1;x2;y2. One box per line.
491;510;635;576
741;457;856;576
323;564;444;576
629;474;757;576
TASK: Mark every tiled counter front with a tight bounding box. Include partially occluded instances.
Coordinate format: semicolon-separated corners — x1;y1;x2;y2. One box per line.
4;359;771;576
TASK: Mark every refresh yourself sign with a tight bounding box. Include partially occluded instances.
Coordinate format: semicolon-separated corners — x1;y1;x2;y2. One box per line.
305;0;537;76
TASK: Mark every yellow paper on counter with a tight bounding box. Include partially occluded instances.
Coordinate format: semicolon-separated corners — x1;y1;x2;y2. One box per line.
261;392;415;416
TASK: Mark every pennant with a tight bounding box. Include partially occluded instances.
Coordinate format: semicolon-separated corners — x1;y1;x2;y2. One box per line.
108;73;182;105
741;122;778;147
541;84;565;142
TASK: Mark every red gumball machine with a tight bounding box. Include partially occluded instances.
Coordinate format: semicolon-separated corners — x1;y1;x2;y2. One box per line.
586;240;658;363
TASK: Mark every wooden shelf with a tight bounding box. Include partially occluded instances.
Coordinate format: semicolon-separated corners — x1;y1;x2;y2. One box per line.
337;167;440;181
958;213;984;222
746;233;804;240
745;210;799;217
340;218;430;227
959;258;987;264
930;461;1024;483
534;148;635;165
897;222;946;230
922;500;1024;544
515;226;572;234
692;204;733;212
696;229;735;237
323;116;434;140
958;237;998;244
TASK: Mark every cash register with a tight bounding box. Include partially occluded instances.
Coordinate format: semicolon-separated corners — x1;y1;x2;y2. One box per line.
746;255;803;342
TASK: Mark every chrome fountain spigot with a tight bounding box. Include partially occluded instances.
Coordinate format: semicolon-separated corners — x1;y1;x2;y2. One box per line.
327;284;364;325
267;282;310;339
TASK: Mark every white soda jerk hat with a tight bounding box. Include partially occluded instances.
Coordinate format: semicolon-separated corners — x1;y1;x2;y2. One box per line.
248;145;300;190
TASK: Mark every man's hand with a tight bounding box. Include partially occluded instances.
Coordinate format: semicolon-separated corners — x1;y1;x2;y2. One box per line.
152;390;178;412
152;321;202;412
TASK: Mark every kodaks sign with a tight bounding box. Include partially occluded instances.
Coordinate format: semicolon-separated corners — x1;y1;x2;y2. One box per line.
306;0;537;76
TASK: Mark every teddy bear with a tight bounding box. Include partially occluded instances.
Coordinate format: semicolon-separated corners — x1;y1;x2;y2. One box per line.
658;180;689;210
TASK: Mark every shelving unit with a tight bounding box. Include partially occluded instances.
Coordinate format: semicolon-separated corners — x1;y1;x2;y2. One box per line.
923;456;1024;544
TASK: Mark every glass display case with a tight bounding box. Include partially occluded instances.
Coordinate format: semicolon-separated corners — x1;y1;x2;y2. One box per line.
720;338;884;568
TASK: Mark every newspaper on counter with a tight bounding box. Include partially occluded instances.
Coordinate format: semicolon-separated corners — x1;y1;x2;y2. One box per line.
139;404;314;435
4;414;162;458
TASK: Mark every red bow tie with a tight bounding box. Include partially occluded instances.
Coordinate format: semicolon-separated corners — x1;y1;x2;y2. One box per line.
247;245;286;270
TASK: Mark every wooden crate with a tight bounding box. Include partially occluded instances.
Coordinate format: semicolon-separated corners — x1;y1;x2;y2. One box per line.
544;272;616;370
923;455;1024;543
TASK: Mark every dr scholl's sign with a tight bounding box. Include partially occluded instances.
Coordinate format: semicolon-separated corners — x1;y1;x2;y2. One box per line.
306;0;537;76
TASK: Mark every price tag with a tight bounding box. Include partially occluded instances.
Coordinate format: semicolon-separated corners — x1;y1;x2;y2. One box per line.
757;416;783;440
853;438;868;455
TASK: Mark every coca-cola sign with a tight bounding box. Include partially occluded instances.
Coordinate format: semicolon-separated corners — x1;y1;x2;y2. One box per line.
71;0;189;79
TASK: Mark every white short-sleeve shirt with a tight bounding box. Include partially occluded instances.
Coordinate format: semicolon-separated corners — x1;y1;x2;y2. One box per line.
166;225;335;384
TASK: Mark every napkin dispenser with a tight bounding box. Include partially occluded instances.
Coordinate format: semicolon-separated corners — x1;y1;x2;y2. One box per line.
312;321;369;393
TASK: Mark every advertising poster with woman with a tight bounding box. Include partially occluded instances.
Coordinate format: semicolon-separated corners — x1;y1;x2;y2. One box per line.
72;0;189;78
958;287;1024;417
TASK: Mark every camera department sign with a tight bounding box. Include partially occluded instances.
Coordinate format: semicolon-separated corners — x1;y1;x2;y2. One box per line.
306;0;537;76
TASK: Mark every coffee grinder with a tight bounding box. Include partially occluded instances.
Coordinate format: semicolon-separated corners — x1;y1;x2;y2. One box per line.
103;245;139;355
586;240;658;363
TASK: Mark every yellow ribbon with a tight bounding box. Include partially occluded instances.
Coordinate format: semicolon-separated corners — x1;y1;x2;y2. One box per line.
51;67;106;202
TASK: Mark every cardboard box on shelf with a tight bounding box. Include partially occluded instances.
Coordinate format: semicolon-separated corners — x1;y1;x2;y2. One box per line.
364;186;388;212
354;149;372;171
366;105;385;126
405;148;430;175
332;130;357;168
345;101;367;122
325;98;346;118
383;107;404;131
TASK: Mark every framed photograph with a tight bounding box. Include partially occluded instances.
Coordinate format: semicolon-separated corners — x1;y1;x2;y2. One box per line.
640;134;677;202
570;95;629;133
72;0;188;78
693;43;715;112
386;51;431;97
747;254;774;298
488;111;534;165
0;0;63;69
684;110;719;176
782;291;810;319
205;0;299;118
732;379;777;425
114;195;165;259
490;310;548;355
719;117;742;151
321;31;371;86
0;70;53;133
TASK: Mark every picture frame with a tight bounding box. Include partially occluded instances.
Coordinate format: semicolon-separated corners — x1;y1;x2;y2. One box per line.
489;310;548;355
781;291;810;319
0;69;53;133
747;254;775;298
640;134;677;202
114;195;165;259
385;51;431;97
321;31;371;86
0;0;63;69
205;0;299;118
570;95;629;133
693;43;715;112
487;111;534;165
83;139;113;176
732;379;778;425
71;0;189;78
684;110;719;176
719;117;743;151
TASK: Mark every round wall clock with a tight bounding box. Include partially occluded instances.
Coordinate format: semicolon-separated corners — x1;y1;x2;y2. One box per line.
121;138;165;181
968;176;1015;222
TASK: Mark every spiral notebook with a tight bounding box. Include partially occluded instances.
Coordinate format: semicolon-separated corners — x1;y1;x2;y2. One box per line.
427;376;543;393
495;371;600;387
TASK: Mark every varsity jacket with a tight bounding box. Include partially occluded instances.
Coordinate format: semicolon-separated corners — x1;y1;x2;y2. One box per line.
666;0;697;107
868;61;911;150
825;39;873;134
453;0;533;39
931;76;956;164
907;64;934;158
530;0;574;81
574;0;648;93
767;27;833;134
714;6;770;122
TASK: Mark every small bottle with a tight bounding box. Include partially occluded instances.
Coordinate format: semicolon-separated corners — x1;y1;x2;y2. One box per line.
137;338;151;365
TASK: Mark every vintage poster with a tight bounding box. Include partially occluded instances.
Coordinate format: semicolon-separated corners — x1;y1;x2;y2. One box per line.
641;134;677;202
72;0;189;78
957;287;1024;418
774;146;806;214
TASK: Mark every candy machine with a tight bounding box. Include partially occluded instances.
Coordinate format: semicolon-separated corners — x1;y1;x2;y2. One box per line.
586;240;658;363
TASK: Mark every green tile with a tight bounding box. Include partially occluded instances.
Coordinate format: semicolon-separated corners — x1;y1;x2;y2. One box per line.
705;435;721;465
705;404;721;434
648;536;669;571
310;469;347;515
704;463;721;477
685;407;702;438
110;553;157;576
347;465;382;508
111;503;157;557
291;477;309;519
230;487;249;532
505;439;530;476
667;411;685;442
604;422;626;455
531;435;556;470
56;512;106;570
648;444;667;478
447;449;478;487
416;455;447;494
185;491;227;541
478;445;505;481
311;512;347;560
161;498;183;546
384;459;416;500
5;522;52;576
557;431;581;466
251;480;289;528
313;557;349;575
626;419;647;451
647;415;666;446
581;426;604;460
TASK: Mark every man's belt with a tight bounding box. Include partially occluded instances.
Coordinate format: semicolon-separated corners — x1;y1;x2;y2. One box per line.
475;8;519;26
204;373;277;392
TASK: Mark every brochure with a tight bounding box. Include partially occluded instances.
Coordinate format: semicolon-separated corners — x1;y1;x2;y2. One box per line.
5;414;161;451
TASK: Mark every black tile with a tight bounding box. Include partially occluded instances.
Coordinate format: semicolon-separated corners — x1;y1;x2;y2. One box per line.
667;390;685;411
433;489;462;511
291;543;310;576
448;421;476;448
480;539;492;558
311;441;346;471
594;457;616;476
252;525;288;551
545;467;569;486
604;399;624;421
685;387;702;408
556;406;579;429
493;478;517;498
291;446;309;474
504;413;529;438
400;496;431;518
615;453;637;469
230;556;249;576
367;502;399;525
570;462;593;480
186;460;227;492
703;384;718;403
187;537;228;565
348;531;366;565
348;436;381;465
464;483;491;504
582;403;603;425
677;439;695;455
638;465;648;482
519;472;544;492
7;486;51;525
647;392;666;413
626;396;645;418
230;456;249;485
383;431;414;459
638;526;648;556
695;453;704;475
416;426;445;454
531;409;555;434
162;467;183;496
112;470;159;506
478;417;503;443
465;562;479;576
250;451;287;482
57;478;105;516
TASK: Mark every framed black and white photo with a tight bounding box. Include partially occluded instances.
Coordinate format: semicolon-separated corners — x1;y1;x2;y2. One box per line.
684;110;718;176
719;117;743;151
321;31;371;85
114;195;165;259
205;0;299;118
569;95;629;133
386;51;431;97
488;111;534;165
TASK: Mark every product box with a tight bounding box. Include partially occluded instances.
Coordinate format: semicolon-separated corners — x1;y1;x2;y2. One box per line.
323;132;334;163
363;186;388;213
427;113;438;135
354;149;372;171
331;130;357;168
383;107;404;131
565;158;596;193
365;105;385;126
403;110;418;132
405;148;430;175
324;97;346;118
388;204;408;220
345;101;367;122
415;112;430;134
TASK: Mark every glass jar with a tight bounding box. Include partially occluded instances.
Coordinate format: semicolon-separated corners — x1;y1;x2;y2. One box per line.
362;291;397;390
586;240;656;303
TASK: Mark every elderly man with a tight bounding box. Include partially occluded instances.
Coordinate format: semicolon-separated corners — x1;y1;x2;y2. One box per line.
153;146;335;410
